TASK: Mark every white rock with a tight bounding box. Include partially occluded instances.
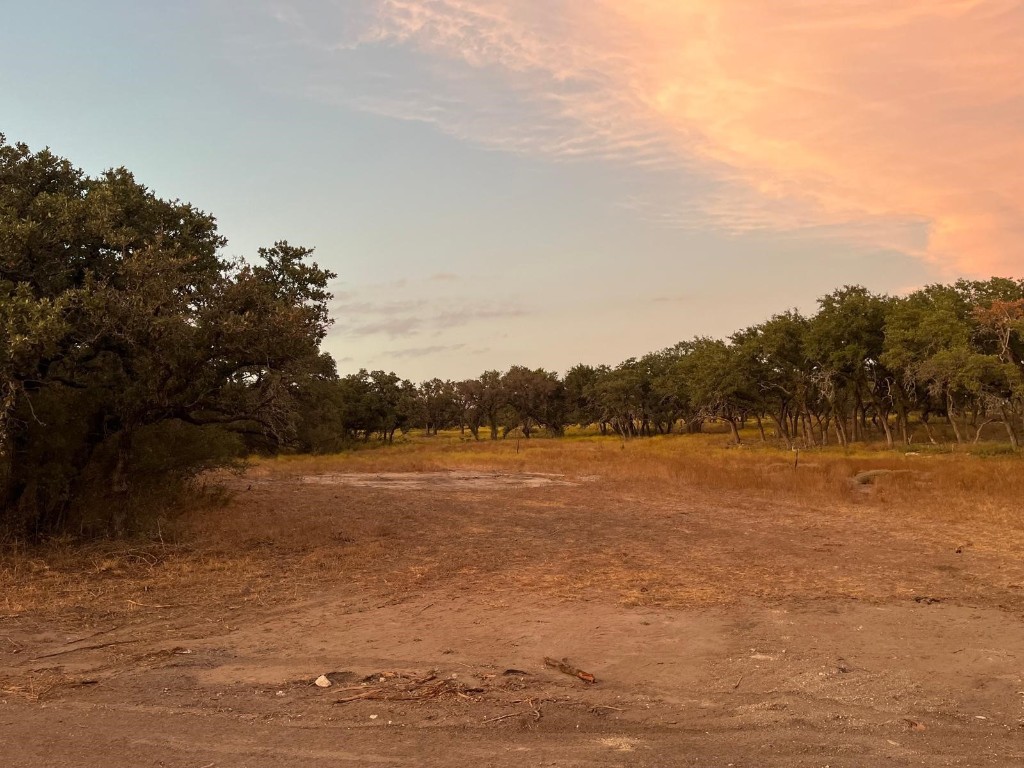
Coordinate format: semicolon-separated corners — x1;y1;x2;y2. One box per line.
315;675;332;688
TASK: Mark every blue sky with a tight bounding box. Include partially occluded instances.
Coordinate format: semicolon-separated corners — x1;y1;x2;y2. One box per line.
6;1;1011;381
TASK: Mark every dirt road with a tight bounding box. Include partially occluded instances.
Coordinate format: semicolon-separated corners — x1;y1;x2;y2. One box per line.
3;462;1023;766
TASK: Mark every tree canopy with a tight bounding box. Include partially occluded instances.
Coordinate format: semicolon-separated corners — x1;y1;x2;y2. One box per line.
1;136;335;536
299;281;1024;453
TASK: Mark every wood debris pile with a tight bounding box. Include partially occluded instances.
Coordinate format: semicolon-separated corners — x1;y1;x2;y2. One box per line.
334;671;485;704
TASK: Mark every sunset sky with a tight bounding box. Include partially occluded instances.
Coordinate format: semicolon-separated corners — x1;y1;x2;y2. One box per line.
4;1;1022;380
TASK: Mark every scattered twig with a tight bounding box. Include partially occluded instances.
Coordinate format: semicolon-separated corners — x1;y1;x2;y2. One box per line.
334;673;482;705
544;657;596;684
413;602;435;616
31;639;137;661
62;624;126;646
590;705;625;712
335;690;379;704
733;675;743;690
126;600;176;609
482;712;521;724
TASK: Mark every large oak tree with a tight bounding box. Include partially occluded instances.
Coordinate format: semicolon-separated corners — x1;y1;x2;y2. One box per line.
1;137;335;536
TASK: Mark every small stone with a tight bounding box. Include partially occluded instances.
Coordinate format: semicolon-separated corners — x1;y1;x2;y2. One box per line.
315;675;332;688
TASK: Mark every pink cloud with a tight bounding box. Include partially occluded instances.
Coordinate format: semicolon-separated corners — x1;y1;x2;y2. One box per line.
339;0;1024;276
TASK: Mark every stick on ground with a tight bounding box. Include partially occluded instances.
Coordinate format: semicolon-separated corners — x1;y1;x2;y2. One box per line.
544;657;596;684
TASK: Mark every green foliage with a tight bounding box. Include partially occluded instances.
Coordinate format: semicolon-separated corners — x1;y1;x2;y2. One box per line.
1;136;334;537
319;277;1024;453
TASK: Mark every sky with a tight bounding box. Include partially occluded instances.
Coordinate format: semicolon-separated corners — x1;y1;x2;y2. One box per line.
3;1;1022;380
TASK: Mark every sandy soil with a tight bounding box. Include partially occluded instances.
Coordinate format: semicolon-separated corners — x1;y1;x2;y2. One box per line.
3;463;1024;767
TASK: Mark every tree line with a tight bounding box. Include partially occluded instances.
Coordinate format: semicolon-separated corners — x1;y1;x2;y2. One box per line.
302;278;1024;452
4;136;1024;537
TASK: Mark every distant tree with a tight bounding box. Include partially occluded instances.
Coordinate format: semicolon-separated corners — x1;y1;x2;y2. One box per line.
678;338;754;444
501;366;566;437
563;364;602;430
732;311;810;447
476;370;505;440
805;287;892;447
883;284;985;444
418;378;459;435
455;378;494;440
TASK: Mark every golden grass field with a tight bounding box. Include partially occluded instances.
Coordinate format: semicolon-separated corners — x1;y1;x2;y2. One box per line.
4;431;1023;621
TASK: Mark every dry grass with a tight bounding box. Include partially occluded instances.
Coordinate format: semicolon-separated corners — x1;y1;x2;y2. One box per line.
2;433;1023;629
258;432;1024;529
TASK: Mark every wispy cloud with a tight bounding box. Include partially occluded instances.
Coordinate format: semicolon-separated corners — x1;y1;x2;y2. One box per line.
267;0;1024;276
331;295;526;338
385;343;467;359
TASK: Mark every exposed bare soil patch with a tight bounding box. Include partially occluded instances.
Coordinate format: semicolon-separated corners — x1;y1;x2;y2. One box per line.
2;439;1024;766
300;469;579;489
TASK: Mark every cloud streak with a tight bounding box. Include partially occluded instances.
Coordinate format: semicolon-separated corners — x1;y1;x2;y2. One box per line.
331;295;526;338
385;343;468;359
276;0;1024;276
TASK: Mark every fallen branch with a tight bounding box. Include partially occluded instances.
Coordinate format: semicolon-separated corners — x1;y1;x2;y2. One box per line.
482;712;522;724
544;657;596;684
335;673;482;705
62;624;126;645
31;639;137;661
335;690;379;704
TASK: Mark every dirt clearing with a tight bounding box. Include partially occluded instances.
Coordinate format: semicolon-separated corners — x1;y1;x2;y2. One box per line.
299;469;581;489
3;438;1024;766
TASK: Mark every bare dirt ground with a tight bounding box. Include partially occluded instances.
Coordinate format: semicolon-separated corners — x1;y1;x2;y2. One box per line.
3;440;1024;766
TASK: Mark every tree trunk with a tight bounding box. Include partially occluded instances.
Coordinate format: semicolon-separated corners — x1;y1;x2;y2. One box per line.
946;393;963;444
109;429;134;536
771;413;793;449
896;402;910;445
754;414;767;442
870;394;895;449
880;413;894;449
999;404;1020;450
921;416;938;445
833;410;849;448
973;419;996;444
811;412;828;447
726;416;741;445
